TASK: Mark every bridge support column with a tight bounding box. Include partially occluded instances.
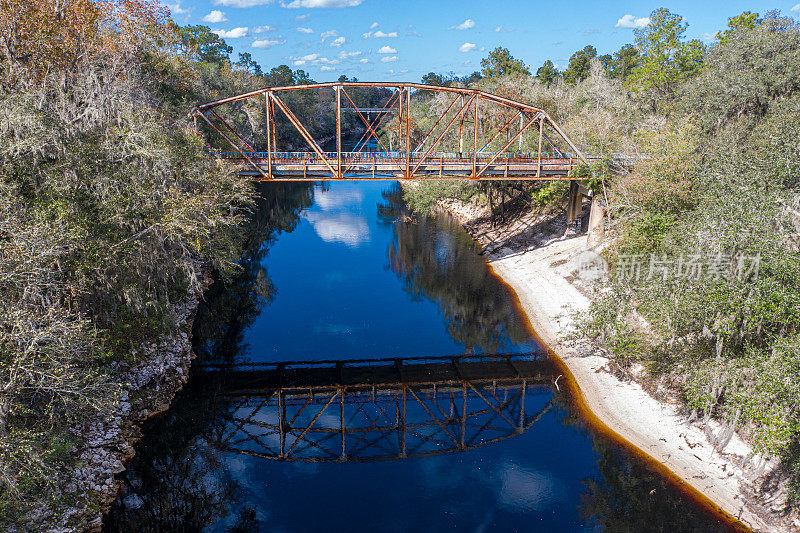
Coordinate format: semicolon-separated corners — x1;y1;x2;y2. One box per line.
565;181;583;236
587;195;606;247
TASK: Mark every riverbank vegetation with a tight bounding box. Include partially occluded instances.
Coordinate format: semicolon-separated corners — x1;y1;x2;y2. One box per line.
0;0;322;524
408;9;800;510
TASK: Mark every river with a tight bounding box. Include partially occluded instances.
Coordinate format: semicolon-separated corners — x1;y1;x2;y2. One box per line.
104;180;739;532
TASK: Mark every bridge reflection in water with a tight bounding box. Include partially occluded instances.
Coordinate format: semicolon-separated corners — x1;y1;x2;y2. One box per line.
198;354;555;463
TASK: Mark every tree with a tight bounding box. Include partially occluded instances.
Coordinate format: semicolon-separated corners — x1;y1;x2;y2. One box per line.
611;44;640;80
421;72;445;86
236;52;262;77
536;60;559;86
480;47;530;78
716;11;761;43
265;64;294;86
628;8;706;96
179;25;232;64
563;45;597;84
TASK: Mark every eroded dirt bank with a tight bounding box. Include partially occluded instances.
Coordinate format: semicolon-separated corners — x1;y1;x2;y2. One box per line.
427;191;797;533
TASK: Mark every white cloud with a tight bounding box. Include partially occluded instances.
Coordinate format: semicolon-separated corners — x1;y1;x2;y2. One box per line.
295;13;308;20
495;25;502;32
168;1;191;16
320;65;336;71
320;29;339;39
380;56;398;62
359;58;369;63
369;22;379;29
377;45;397;54
792;3;800;14
296;27;314;33
202;10;227;22
459;42;476;52
337;50;362;59
330;36;346;47
449;19;475;30
253;25;275;33
615;14;650;28
291;53;340;66
213;27;248;38
252;38;284;48
284;0;363;8
212;0;272;7
362;30;398;38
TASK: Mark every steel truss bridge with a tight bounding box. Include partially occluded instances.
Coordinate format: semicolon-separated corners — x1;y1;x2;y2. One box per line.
198;353;556;463
192;82;591;181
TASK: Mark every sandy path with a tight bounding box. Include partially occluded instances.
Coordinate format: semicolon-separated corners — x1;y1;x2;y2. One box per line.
488;234;779;532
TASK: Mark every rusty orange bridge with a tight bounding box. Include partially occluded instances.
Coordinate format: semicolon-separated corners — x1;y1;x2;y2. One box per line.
192;82;592;181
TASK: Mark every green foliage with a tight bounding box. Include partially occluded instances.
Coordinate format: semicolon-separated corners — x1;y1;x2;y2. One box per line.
536;60;559;86
628;8;707;98
563;46;597;85
682;13;800;130
716;11;761;43
178;25;232;64
403;181;478;215
611;44;640;81
480;47;530;78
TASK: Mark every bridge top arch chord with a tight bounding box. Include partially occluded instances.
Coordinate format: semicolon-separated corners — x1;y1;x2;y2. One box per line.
191;82;593;181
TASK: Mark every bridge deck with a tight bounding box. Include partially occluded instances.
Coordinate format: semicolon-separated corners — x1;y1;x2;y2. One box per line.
215;151;585;180
198;353;552;396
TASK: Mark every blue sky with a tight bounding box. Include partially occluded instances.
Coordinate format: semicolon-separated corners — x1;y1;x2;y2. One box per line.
167;0;800;82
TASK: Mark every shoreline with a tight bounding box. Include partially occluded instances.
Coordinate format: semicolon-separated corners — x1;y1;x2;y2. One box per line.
22;273;209;532
427;190;792;532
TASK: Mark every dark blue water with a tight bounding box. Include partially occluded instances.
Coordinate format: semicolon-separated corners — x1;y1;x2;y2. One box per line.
106;181;739;532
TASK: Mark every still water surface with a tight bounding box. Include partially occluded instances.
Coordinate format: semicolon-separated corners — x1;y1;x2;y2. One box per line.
105;181;737;532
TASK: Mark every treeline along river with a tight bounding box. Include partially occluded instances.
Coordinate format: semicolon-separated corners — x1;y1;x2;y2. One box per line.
104;181;741;532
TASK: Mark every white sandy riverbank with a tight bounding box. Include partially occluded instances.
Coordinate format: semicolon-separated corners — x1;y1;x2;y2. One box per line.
430;192;794;533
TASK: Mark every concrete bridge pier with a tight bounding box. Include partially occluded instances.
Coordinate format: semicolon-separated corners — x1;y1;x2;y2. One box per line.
565;181;586;236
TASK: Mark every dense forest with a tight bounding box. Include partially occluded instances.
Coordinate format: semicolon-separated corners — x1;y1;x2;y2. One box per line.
2;0;800;526
408;8;800;509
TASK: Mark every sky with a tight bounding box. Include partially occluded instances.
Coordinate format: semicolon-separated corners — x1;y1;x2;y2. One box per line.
167;0;800;82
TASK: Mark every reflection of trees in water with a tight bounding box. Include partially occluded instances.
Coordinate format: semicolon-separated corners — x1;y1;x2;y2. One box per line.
379;184;531;352
105;380;246;531
579;436;734;532
106;183;313;531
194;182;314;363
551;395;735;532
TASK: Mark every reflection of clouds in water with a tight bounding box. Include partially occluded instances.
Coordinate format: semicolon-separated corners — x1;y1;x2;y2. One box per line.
498;461;558;512
417;456;560;514
313;322;354;336
304;211;370;247
313;187;364;211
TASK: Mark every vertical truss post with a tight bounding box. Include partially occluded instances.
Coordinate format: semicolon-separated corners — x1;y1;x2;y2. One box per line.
461;382;467;450
458;94;465;155
519;379;526;432
537;116;544;178
270;98;277;153
340;386;346;460
402;385;407;457
471;96;479;179
396;86;402;154
278;389;285;458
336;85;342;179
265;91;272;179
405;86;411;178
